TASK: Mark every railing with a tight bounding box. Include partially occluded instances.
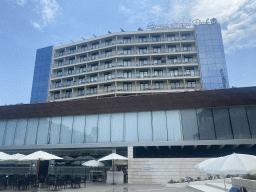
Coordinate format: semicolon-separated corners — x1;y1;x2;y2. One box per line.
53;36;195;58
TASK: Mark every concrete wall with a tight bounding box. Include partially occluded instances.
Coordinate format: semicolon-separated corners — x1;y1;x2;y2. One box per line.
128;157;209;184
232;178;256;192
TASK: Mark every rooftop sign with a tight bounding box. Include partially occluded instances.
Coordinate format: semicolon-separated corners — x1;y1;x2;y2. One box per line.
147;18;218;30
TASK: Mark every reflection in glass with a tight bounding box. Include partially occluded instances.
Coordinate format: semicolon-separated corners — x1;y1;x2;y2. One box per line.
98;114;111;143
37;118;50;145
25;118;39;145
197;108;215;140
166;110;182;141
85;115;98;143
50;117;61;144
138;112;152;141
111;113;124;142
60;116;73;144
72;115;85;143
14;119;27;145
0;120;6;146
124;113;138;142
180;109;199;140
5;120;17;146
212;108;233;139
246;106;256;138
152;111;167;141
229;107;251;139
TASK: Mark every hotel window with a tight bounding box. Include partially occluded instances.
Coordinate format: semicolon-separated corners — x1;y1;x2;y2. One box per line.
187;81;196;88
169;57;177;64
153;47;161;53
167;35;175;41
139;48;147;54
139;59;147;65
155;82;164;89
105;50;112;57
66;90;72;98
185;68;195;76
123;48;131;55
58;60;63;66
152;36;160;42
153;58;161;64
123;71;132;78
139;36;147;43
57;70;62;77
168;45;176;52
105;61;112;68
154;70;163;77
90;75;97;82
182;34;191;40
92;43;99;49
123;83;132;91
81;45;87;51
105;39;112;46
90;87;97;94
184;56;193;63
79;66;86;73
92;53;99;60
104;84;111;92
69;48;75;54
54;92;60;99
170;68;179;76
59;51;64;56
123;60;131;66
55;81;61;88
66;79;73;86
80;55;87;62
69;58;75;64
91;64;98;71
171;82;180;89
183;44;192;51
79;77;86;84
140;82;149;90
140;71;148;78
78;88;85;96
104;73;112;80
123;37;131;43
68;68;74;74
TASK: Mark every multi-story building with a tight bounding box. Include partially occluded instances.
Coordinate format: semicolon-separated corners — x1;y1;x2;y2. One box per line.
30;18;229;103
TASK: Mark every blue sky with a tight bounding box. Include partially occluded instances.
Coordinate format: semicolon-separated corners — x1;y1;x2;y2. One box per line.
0;0;256;106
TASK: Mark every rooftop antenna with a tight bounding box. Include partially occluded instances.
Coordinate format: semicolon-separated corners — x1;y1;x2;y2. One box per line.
93;34;97;37
138;27;143;31
108;31;111;34
71;40;74;43
120;28;125;32
60;42;63;45
81;37;85;40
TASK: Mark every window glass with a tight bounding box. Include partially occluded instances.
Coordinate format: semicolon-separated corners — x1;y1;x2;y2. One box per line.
152;111;167;141
180;109;199;140
229;107;251;139
25;118;39;145
98;114;111;143
72;115;85;143
196;108;216;140
5;120;17;146
37;118;50;145
246;106;256;138
138;112;152;141
166;110;182;141
124;112;138;142
85;115;98;143
111;113;124;142
0;120;6;146
50;117;61;144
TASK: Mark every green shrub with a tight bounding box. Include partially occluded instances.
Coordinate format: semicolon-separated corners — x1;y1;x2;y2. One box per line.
242;174;256;180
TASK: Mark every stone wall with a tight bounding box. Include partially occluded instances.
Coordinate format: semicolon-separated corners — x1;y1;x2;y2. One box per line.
128;158;209;184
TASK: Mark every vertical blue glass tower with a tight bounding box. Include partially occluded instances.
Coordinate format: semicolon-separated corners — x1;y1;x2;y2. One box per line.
30;46;53;103
195;19;229;90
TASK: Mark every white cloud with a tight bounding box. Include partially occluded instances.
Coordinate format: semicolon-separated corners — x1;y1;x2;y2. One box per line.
30;21;42;30
16;0;27;6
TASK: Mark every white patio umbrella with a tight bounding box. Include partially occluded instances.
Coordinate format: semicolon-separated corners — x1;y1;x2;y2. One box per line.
19;151;63;184
115;160;128;165
74;155;95;161
62;156;74;161
196;157;219;172
82;160;104;167
0;152;12;160
98;153;128;185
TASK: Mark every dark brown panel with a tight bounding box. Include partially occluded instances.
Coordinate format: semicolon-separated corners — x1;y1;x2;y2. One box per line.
0;87;256;119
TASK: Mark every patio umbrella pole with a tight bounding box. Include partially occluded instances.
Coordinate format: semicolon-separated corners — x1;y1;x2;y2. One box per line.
224;177;226;192
36;159;40;186
112;159;116;185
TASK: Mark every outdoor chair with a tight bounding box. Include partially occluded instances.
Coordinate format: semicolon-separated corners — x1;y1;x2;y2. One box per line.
53;179;63;190
0;179;7;190
72;177;81;188
229;187;239;192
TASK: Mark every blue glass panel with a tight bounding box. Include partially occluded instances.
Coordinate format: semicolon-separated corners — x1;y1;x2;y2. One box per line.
60;116;73;144
203;83;211;90
206;46;213;52
85;115;98;143
229;107;251;139
208;64;217;70
152;111;167;141
207;58;216;64
72;115;85;143
5;120;17;146
14;119;27;145
246;106;256;138
111;113;124;142
37;117;50;145
208;70;218;77
124;112;138;142
197;108;216;140
0;120;6;146
97;114;111;143
211;83;221;89
202;77;211;84
180;109;199;140
25;118;39;145
50;117;61;144
166;110;182;141
138;112;152;141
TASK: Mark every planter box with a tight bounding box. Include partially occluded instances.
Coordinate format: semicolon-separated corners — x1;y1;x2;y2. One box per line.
232;177;256;192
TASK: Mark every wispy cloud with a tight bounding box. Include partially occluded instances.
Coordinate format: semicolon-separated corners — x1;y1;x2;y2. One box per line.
30;21;42;30
16;0;27;6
